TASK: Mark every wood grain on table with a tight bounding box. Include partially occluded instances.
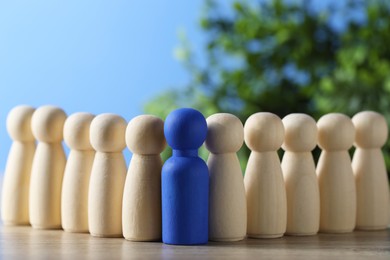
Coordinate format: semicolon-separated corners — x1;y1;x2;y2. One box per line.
1;225;390;259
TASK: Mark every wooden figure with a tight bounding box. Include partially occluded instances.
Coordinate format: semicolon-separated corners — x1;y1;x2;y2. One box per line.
244;112;287;238
61;112;95;233
316;113;356;233
1;105;35;225
162;108;209;245
29;105;67;229
206;113;247;241
88;113;127;237
281;113;320;236
122;115;166;241
352;111;390;230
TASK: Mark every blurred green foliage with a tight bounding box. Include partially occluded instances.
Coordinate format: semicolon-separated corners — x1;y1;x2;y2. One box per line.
144;0;390;173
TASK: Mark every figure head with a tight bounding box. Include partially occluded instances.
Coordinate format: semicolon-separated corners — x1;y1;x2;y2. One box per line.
7;105;35;142
205;113;244;154
244;112;284;152
90;113;127;152
352;111;388;149
282;113;317;152
31;105;67;143
64;112;95;150
126;115;166;154
164;108;207;150
317;113;355;151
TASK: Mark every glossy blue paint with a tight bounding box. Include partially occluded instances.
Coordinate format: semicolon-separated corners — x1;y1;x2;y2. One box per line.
162;108;209;245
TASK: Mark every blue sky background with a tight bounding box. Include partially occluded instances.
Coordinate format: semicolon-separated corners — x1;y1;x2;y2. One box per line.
0;0;358;173
0;0;209;171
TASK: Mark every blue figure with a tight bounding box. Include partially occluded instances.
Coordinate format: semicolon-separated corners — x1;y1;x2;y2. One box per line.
162;108;209;245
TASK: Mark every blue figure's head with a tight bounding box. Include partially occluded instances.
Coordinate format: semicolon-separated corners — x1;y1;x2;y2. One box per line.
164;108;207;150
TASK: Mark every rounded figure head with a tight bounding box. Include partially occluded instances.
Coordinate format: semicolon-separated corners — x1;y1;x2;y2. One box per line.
352;111;388;149
31;105;67;143
205;113;244;154
126;115;166;155
317;113;355;151
282;113;317;152
90;113;127;152
164;108;207;150
7;105;35;142
244;112;284;152
64;112;95;150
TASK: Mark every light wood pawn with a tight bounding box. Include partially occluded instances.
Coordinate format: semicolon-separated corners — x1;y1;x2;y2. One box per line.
61;113;95;233
1;105;35;225
88;113;127;237
122;115;166;241
244;112;287;238
29;106;67;229
316;113;356;233
281;113;320;236
206;113;247;241
352;111;390;230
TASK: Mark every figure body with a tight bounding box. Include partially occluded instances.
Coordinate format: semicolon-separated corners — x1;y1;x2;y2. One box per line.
244;112;287;238
1;106;35;225
162;108;209;245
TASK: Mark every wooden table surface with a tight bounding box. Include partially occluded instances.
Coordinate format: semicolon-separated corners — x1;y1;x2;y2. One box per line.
1;225;390;259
